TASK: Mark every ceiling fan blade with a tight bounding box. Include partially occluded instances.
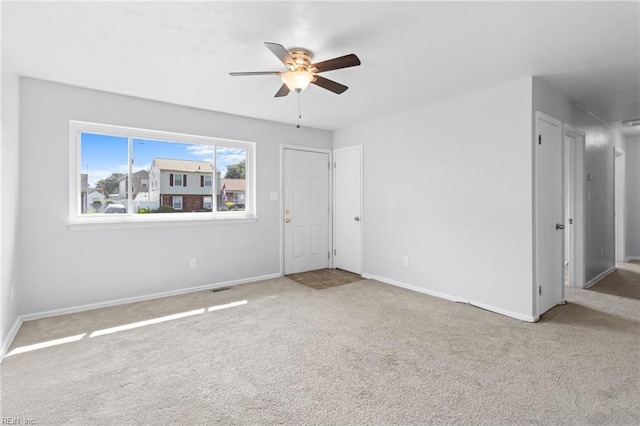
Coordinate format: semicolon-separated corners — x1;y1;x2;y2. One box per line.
229;71;282;76
311;75;348;94
264;42;295;67
274;84;290;97
311;54;361;73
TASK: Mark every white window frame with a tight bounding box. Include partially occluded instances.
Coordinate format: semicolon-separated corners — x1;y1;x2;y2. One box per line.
68;120;256;228
204;175;212;187
173;173;183;187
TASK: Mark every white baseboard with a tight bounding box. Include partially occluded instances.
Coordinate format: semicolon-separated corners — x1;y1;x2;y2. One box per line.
362;273;537;323
624;256;640;262
1;316;24;361
585;266;615;289
20;273;282;322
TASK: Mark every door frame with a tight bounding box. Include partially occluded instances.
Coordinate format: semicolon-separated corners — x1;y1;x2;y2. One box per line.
563;124;586;288
332;145;364;274
614;147;626;263
533;111;565;317
280;145;333;275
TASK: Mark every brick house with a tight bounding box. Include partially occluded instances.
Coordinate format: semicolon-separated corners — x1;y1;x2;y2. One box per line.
149;158;221;211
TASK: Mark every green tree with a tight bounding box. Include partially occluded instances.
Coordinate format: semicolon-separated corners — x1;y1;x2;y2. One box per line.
95;173;124;194
224;161;245;179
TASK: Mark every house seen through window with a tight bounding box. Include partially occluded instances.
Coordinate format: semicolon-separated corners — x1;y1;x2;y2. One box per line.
73;121;253;220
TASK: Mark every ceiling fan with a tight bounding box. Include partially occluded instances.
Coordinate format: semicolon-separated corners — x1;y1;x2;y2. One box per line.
229;42;361;97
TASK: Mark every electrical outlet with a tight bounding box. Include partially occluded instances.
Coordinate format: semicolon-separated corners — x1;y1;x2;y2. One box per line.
10;285;14;302
600;248;604;258
189;258;197;269
403;256;409;266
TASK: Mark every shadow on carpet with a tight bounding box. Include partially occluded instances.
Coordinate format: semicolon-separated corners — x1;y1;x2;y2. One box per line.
588;269;640;301
285;268;364;290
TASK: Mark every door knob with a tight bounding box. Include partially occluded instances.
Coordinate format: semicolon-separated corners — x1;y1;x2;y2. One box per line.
555;224;564;230
354;216;360;221
285;218;291;223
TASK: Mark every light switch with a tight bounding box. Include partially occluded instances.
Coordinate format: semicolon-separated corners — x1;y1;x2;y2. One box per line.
270;192;279;201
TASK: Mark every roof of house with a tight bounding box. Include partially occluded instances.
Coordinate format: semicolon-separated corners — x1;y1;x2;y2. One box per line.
221;178;245;192
117;171;148;184
152;158;215;173
87;188;106;196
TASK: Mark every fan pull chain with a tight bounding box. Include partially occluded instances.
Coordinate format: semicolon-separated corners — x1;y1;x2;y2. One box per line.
296;91;302;128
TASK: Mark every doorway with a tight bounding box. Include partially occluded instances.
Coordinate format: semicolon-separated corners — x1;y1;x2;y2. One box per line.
615;147;626;263
563;125;586;288
282;147;331;275
333;145;363;274
535;112;565;316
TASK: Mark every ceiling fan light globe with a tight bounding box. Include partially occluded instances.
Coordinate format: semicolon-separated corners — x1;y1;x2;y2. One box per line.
281;71;313;92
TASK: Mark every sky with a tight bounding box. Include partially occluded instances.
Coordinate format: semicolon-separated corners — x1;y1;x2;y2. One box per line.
81;133;246;186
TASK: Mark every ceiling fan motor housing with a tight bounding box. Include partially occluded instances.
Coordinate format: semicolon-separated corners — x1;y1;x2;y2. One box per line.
288;49;314;71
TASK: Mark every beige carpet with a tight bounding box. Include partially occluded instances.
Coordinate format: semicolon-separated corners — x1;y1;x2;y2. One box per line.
286;268;364;290
589;268;640;300
1;275;639;425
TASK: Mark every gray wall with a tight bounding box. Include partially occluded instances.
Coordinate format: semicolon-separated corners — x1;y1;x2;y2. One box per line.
1;44;21;352
18;78;331;316
533;77;625;283
627;136;640;258
334;77;536;321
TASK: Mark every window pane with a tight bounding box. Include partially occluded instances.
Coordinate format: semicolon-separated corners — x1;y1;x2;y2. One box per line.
134;138;214;213
217;147;247;212
80;133;128;214
203;196;212;210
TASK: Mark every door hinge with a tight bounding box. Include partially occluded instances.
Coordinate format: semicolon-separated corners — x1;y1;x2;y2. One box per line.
328;251;330;259
538;135;542;145
334;162;337;169
538;285;542;296
569;218;573;224
334;249;337;256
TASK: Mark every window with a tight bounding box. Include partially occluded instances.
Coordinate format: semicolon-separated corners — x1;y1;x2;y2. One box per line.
172;196;183;210
203;196;212;210
70;121;255;224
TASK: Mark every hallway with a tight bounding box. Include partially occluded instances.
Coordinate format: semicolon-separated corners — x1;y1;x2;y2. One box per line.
589;262;640;300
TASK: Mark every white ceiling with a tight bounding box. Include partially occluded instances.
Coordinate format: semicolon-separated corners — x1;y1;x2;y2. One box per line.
2;1;639;133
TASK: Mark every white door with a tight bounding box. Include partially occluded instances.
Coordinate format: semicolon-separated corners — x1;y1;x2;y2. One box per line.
535;112;564;315
333;145;363;274
615;148;626;262
563;126;586;288
283;148;330;275
563;132;576;286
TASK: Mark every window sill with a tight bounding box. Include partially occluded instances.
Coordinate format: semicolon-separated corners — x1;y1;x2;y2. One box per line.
67;213;259;230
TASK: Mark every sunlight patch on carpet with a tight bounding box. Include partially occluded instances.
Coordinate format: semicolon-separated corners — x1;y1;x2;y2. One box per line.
5;333;87;358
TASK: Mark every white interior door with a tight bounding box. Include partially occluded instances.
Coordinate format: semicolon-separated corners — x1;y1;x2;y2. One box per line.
535;112;564;316
283;148;330;275
615;148;626;262
563;132;574;286
333;145;363;274
563;126;586;288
